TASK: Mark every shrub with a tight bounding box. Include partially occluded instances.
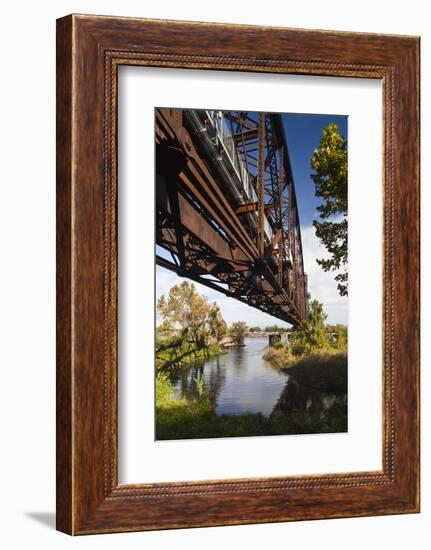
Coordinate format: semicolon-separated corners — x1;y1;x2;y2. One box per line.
262;346;294;368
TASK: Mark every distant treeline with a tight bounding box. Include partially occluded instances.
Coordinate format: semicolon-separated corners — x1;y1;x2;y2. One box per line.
248;325;288;333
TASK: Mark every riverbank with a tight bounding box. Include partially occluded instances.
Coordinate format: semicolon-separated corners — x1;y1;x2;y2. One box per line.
156;337;224;370
155;349;347;440
263;347;347;395
280;352;347;393
263;345;346;373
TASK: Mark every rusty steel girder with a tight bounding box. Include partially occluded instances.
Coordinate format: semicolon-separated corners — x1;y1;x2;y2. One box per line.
155;107;308;325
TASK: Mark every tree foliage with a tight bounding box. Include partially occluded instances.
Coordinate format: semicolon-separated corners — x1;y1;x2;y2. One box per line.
265;324;288;333
228;321;248;346
157;281;226;346
325;324;348;350
311;123;348;296
208;306;228;343
289;300;347;357
290;300;328;356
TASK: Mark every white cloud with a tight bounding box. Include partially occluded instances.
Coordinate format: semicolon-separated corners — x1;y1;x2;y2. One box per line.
155;266;291;328
301;224;348;325
155;267;178;300
155;226;348;327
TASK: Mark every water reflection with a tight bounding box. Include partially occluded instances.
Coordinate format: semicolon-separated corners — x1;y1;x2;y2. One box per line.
170;338;287;416
169;337;347;430
272;372;347;426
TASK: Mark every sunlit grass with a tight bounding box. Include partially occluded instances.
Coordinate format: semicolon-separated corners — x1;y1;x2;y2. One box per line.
261;345;294;368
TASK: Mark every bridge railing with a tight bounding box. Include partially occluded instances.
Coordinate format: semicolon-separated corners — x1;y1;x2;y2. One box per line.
206;111;247;184
205;110;274;241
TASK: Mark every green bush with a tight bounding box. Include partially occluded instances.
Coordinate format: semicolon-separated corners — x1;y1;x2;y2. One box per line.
262;346;294;369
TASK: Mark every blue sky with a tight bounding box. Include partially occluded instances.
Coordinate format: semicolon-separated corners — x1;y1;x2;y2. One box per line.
282;113;347;228
156;111;348;327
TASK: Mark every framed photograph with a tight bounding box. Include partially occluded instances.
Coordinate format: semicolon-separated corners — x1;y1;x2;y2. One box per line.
56;14;420;534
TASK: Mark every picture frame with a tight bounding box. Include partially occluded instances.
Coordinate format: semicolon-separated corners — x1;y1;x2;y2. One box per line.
56;14;420;535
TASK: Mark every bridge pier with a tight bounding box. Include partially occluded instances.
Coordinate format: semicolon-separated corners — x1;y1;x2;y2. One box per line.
268;333;282;347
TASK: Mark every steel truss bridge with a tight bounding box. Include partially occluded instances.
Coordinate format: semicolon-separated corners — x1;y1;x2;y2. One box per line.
155;108;309;326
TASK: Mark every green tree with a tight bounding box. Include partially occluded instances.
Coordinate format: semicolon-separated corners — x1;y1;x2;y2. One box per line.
311;123;348;296
265;324;281;333
229;321;248;346
325;324;348;351
157;281;226;346
208;305;227;343
289;300;329;356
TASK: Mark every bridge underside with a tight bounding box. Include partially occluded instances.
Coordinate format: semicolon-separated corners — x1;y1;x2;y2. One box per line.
155;108;308;326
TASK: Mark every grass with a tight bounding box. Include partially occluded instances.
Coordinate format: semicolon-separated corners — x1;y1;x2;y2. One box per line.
262;345;294;369
282;351;347;393
263;346;347;392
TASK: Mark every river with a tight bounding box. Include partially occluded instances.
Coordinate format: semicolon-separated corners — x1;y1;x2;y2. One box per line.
169;337;347;420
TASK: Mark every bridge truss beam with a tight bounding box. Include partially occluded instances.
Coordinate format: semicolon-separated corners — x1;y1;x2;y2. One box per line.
155;108;308;325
